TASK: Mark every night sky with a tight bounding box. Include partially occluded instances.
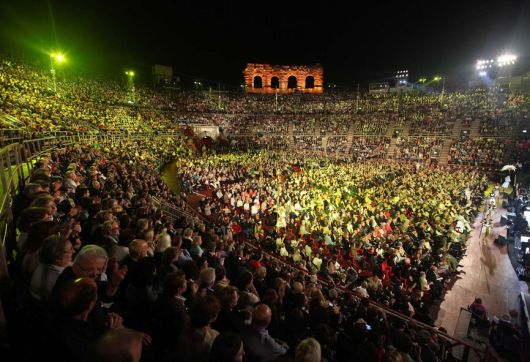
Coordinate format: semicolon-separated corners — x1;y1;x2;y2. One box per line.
1;0;529;88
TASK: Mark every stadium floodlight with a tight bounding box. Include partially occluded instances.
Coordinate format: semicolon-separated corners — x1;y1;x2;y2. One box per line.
476;59;494;70
395;70;409;79
433;76;442;81
418;77;427;84
125;70;135;77
497;54;517;67
479;71;487;77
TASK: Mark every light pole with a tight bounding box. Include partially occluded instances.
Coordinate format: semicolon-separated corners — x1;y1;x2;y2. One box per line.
441;75;446;103
356;82;360;112
432;75;445;102
49;52;65;93
218;82;222;110
125;71;135;103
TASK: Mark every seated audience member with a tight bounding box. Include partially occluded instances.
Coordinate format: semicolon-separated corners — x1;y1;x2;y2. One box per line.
52;277;101;362
213;286;241;333
295;337;322;362
51;244;127;301
209;332;245;362
89;328;146;362
241;304;288;362
151;271;190;360
29;235;74;302
177;295;221;361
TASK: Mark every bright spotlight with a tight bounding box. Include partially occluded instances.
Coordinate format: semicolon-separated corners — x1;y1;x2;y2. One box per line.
50;52;66;63
433;76;442;81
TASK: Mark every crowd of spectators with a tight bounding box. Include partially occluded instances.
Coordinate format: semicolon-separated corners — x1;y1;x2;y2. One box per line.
392;138;444;162
326;136;349;154
350;137;390;160
447;138;509;166
9;139;486;362
4;55;530;362
294;136;324;152
3;57;528;170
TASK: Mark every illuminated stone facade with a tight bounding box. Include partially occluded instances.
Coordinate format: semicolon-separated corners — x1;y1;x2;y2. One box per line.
243;63;324;94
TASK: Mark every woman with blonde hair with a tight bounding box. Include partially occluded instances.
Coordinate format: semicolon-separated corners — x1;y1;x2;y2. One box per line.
295;337;321;362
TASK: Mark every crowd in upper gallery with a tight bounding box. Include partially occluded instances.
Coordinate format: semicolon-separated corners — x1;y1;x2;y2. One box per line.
1;56;529;167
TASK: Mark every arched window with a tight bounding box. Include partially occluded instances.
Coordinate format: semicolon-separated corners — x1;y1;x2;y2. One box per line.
305;76;315;89
253;76;263;88
271;76;280;89
287;76;297;89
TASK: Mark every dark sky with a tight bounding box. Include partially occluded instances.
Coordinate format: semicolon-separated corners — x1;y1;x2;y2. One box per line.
1;0;529;88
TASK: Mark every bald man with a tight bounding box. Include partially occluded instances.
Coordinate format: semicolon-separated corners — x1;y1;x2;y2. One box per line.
241;304;288;362
89;328;144;362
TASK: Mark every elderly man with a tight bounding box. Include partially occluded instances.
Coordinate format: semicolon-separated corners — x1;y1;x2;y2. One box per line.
49;245;128;346
241;304;288;362
51;244;127;301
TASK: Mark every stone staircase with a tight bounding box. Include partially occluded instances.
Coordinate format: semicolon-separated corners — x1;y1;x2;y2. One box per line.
451;118;463;138
437;119;463;165
287;120;295;149
385;119;410;159
386;137;398;159
438;138;452;165
469;119;480;138
385;123;396;138
401;119;411;137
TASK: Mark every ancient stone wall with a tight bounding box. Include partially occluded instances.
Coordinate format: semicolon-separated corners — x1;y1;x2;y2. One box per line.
243;63;324;94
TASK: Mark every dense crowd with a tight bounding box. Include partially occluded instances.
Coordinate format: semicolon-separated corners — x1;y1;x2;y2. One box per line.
3;55;530;362
8;138;487;362
448;138;508;166
392;138;444;162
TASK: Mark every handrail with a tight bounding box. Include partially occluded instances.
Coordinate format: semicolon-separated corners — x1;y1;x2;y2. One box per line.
521;292;530;362
521;292;530;337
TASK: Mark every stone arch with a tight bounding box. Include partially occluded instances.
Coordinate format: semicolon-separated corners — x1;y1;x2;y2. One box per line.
287;76;297;89
243;64;324;94
253;76;263;88
305;76;315;89
271;76;280;89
